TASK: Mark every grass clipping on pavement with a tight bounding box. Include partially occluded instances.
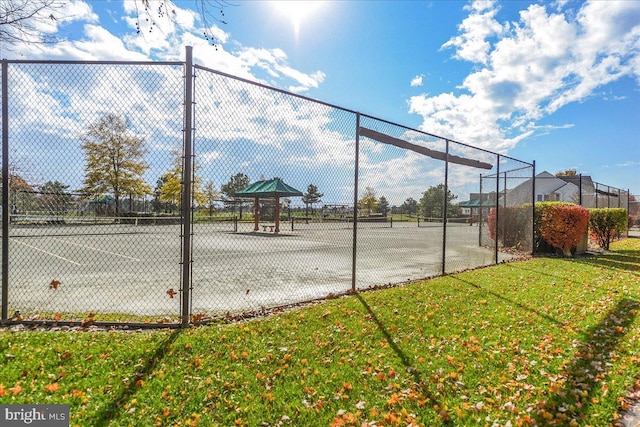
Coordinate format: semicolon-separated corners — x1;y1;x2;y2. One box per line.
1;239;639;426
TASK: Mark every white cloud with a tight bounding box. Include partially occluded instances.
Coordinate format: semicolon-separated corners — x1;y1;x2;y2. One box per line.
200;151;222;164
0;0;98;52
411;0;640;154
616;161;640;167
4;0;327;106
441;0;505;64
410;75;423;87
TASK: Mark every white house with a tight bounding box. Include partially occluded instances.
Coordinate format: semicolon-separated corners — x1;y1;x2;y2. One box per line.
496;171;594;207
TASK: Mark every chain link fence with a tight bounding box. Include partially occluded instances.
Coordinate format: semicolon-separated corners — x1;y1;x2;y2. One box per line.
2;48;538;326
534;173;630;210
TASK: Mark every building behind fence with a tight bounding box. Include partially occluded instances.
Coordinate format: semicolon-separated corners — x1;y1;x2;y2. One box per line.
0;47;627;327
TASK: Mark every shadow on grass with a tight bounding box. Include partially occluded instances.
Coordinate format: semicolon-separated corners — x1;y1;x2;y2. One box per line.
355;294;449;423
500;259;585;286
449;276;564;326
534;297;639;424
92;329;182;427
571;251;640;276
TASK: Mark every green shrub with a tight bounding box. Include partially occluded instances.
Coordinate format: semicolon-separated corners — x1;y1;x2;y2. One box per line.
589;208;628;250
539;204;589;257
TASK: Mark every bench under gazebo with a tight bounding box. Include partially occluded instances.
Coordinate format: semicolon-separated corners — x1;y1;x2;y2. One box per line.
236;178;303;233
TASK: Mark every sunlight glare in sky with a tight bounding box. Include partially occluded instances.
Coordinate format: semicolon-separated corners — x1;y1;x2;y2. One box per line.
271;1;325;39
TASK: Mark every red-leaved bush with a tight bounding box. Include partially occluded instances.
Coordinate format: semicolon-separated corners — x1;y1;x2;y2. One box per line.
539;205;589;256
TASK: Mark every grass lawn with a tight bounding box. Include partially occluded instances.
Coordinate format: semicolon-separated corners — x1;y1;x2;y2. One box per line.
1;239;638;427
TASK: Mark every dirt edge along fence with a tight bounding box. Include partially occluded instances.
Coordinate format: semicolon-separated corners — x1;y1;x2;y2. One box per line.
1;47;536;327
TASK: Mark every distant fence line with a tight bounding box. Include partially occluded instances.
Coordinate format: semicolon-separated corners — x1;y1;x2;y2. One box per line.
0;47;626;328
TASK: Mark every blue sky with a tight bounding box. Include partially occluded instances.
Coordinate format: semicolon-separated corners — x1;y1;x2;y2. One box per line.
3;0;639;198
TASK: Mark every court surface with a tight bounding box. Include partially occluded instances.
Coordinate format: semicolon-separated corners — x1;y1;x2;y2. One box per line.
5;220;518;317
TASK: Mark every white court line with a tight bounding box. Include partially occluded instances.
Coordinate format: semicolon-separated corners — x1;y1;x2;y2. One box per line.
51;237;141;261
11;238;83;266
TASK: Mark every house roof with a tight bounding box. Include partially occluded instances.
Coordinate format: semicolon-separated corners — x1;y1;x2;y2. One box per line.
459;199;495;208
236;178;303;198
557;174;593;187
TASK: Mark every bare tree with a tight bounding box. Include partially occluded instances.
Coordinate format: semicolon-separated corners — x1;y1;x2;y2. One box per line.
0;0;64;46
131;0;234;47
1;0;234;48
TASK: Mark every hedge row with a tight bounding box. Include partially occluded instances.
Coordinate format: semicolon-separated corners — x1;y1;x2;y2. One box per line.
589;208;628;250
488;203;628;256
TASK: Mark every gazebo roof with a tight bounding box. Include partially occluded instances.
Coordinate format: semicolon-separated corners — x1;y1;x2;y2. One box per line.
236;178;303;198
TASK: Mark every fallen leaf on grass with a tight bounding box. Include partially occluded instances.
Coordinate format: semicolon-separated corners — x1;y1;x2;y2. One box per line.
45;383;60;393
81;313;95;327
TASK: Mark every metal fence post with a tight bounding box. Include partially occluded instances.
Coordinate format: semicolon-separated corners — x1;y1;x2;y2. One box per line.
351;114;360;292
2;59;8;322
442;140;449;275
579;174;582;206
478;173;483;248
181;46;194;328
532;160;536;255
495;155;500;265
628;190;631;238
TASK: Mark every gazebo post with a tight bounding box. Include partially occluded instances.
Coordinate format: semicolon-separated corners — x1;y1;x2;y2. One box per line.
253;197;259;231
235;178;302;233
274;195;280;233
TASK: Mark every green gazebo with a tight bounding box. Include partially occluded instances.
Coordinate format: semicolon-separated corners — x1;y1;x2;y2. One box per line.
236;178;303;233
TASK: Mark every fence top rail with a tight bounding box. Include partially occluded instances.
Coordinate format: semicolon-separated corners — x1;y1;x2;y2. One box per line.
593;181;628;193
481;163;534;177
193;63;359;115
1;59;183;66
194;63;533;167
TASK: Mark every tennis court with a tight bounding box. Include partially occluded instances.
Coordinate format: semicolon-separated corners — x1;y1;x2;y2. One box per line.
5;219;516;317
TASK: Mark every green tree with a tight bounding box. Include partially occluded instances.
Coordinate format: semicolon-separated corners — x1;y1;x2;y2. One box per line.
221;173;250;219
359;187;377;216
39;181;73;215
378;195;389;216
80;114;151;217
204;180;219;217
301;184;323;216
419;184;457;219
400;197;418;216
151;176;172;213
